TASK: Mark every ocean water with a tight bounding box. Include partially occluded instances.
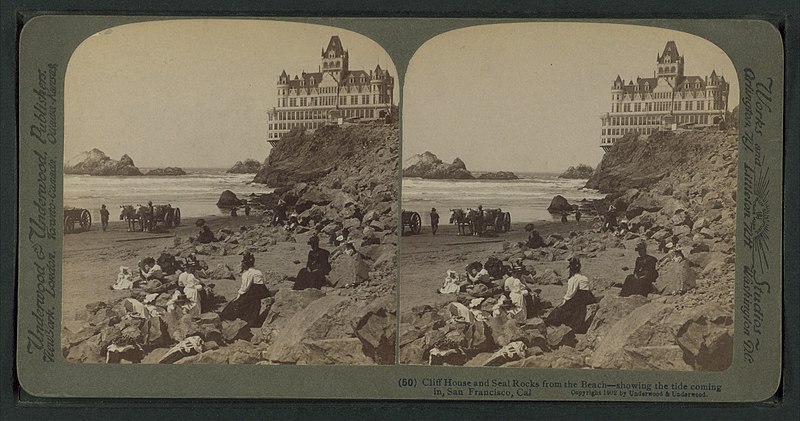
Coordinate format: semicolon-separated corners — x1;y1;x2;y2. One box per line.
63;168;275;222
402;173;605;225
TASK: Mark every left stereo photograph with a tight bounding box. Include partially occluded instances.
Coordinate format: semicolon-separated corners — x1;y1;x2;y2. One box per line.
59;19;400;365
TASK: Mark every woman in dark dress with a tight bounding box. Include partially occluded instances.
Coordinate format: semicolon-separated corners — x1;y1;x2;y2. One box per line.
545;257;596;333
292;235;331;290
220;252;269;326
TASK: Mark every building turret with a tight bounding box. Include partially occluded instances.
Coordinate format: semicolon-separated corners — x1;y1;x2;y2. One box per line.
656;41;685;85
321;35;349;80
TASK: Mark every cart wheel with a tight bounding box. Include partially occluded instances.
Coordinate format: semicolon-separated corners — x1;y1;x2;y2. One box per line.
174;208;181;226
64;215;74;234
163;212;172;228
495;216;504;232
80;209;92;231
410;212;421;234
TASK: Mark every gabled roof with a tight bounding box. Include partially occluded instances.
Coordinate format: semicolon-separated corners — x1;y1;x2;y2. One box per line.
341;70;371;86
286;72;323;89
676;76;706;92
620;77;658;94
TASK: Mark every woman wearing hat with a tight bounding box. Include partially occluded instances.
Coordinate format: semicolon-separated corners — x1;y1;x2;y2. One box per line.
545;256;596;332
220;251;269;326
619;240;658;297
292;234;331;290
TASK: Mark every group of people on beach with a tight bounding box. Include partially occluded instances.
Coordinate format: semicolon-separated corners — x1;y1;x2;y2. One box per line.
441;238;660;333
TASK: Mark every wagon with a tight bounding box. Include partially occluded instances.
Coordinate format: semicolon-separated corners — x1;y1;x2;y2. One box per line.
153;204;181;229
482;208;511;233
64;207;92;233
401;210;422;235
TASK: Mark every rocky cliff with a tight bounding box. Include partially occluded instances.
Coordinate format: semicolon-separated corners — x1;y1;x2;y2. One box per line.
402;151;474;179
558;164;594;179
227;159;262;174
64;149;142;176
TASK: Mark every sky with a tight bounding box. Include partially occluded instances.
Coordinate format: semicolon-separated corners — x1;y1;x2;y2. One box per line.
64;19;398;169
402;22;740;173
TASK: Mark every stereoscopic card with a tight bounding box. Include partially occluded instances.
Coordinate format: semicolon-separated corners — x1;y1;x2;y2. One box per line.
16;16;784;402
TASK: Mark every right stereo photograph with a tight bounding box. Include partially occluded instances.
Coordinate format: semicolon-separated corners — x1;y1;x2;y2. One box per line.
399;23;739;370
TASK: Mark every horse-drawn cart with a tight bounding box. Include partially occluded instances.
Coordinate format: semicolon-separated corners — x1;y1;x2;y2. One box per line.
64;207;92;233
401;210;422;235
120;203;181;232
450;208;511;235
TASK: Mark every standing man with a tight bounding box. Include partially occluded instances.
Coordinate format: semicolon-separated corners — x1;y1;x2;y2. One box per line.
430;207;440;235
244;203;251;216
100;204;110;232
575;209;582;223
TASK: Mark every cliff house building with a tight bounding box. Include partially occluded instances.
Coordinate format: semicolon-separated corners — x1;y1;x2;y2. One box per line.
267;36;395;146
599;41;730;151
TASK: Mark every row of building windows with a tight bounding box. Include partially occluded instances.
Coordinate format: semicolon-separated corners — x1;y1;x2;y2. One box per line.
268;107;380;124
277;93;390;108
611;99;721;113
603;127;659;136
278;84;388;96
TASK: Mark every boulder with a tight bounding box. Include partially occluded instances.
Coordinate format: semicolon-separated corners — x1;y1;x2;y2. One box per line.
300;338;375;365
532;268;563;285
655;260;697;295
207;263;235;280
546;325;576;349
328;253;371;288
261;288;326;334
216;190;242;207
547;195;572;214
221;319;251;342
673;304;733;371
399;336;427;365
264;295;349;364
590;302;692;370
352;296;397;365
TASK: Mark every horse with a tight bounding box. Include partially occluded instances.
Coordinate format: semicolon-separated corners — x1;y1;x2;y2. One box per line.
120;205;141;232
120;204;151;232
449;208;478;236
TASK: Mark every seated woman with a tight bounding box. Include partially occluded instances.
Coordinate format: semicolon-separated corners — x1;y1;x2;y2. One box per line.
220;252;270;326
292;235;331;290
177;265;205;314
619;241;658;297
465;262;491;285
502;270;530;321
138;257;165;283
545;256;596;333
